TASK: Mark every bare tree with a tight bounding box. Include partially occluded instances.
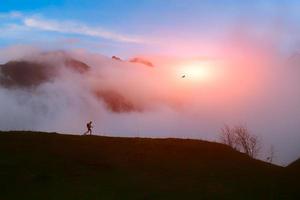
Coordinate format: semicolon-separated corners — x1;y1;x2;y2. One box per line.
220;124;260;158
266;145;275;163
219;125;239;150
234;125;260;158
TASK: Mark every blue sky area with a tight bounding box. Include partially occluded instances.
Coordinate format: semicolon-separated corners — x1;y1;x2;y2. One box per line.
1;0;300;56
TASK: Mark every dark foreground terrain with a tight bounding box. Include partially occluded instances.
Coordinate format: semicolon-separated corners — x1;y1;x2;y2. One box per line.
0;131;299;200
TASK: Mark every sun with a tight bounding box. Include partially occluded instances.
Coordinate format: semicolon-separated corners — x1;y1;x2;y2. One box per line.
177;60;216;82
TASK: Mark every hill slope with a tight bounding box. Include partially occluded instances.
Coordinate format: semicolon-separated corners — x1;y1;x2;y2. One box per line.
0;131;297;199
288;158;300;170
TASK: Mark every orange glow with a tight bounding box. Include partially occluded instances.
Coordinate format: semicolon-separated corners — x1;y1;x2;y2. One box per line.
176;60;218;82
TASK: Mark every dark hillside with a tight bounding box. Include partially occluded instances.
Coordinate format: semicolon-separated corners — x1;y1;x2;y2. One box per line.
285;158;300;196
0;131;296;199
287;158;300;170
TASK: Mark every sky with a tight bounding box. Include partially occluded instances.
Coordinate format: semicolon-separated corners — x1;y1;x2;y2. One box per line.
1;0;300;57
1;1;300;165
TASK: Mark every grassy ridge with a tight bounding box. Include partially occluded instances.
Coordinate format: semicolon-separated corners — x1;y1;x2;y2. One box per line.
0;131;298;199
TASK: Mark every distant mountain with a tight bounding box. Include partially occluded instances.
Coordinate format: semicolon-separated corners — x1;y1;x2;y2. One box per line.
0;61;55;88
0;131;298;200
111;55;154;67
129;57;154;67
0;54;90;88
0;51;140;113
64;58;90;73
95;90;142;113
39;50;91;74
111;55;122;61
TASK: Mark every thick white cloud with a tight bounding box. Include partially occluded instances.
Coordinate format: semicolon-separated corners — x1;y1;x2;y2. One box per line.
0;45;299;166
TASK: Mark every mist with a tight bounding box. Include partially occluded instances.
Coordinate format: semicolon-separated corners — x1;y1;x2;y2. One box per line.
0;36;299;165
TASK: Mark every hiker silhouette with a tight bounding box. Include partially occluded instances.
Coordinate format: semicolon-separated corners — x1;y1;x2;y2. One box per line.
84;121;93;135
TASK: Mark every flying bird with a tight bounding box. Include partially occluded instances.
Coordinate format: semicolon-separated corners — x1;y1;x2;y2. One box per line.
182;75;186;78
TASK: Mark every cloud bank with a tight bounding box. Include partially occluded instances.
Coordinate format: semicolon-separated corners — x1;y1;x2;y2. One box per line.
0;42;299;166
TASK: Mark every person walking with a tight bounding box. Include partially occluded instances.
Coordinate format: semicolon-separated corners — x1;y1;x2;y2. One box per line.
83;121;93;135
